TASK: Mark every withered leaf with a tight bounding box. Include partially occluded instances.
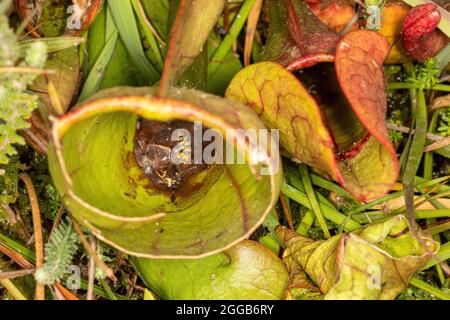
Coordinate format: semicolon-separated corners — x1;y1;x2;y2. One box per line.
16;0;103;37
277;215;439;300
30;47;80;114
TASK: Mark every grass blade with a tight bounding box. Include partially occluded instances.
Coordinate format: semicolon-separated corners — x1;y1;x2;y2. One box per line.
131;0;164;71
108;0;160;83
310;173;354;199
299;165;331;238
209;0;256;76
403;88;428;233
78;31;118;102
296;210;315;236
409;277;450;300
415;209;450;219
244;0;262;66
423;241;450;269
19;37;84;57
346;176;449;216
282;183;361;232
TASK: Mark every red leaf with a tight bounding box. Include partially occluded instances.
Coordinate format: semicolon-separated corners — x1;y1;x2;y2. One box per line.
262;0;339;70
334;30;399;200
286;0;339;57
402;3;440;38
306;0;357;33
228;30;400;201
401;3;448;61
335;30;392;150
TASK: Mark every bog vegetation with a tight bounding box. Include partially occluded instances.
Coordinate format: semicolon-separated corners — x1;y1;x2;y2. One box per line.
1;0;450;300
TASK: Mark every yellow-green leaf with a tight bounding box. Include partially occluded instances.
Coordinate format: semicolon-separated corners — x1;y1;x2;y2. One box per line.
47;87;281;258
132;240;289;300
277;215;439;300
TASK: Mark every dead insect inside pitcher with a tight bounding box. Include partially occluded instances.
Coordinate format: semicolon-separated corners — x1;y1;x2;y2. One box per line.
133;119;209;191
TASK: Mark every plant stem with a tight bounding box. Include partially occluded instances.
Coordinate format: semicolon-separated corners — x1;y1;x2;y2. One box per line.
296;210;315;236
19;173;45;300
0;269;35;280
431;84;450;92
87;236;96;301
415;209;450;219
423;242;450;269
0;67;54;75
388;82;420;90
108;0;160;83
99;278;118;300
402;87;427;240
299;166;331;238
423;112;439;180
425;220;450;235
244;0;263;66
310;173;354;199
386;122;443;142
423;110;446;285
0;234;126;300
424;136;450;152
0;277;28;300
18;37;85;57
346;176;449;216
70;216;116;282
282;183;361;232
388;82;450;92
209;0;256;75
0;233;35;262
131;0;164;71
409;277;450;300
279;193;294;229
